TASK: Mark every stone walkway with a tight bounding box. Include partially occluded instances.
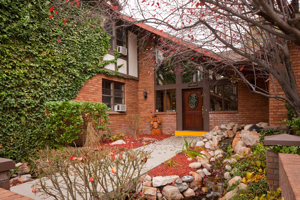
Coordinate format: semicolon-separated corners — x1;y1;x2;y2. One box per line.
10;136;200;199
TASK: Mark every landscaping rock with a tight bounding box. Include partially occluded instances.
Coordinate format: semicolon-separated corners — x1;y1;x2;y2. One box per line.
238;147;251;155
18;162;30;175
144;175;152;181
189;171;202;189
203;168;211;176
203;139;208;142
201;162;212;171
212;132;217;136
181;175;194;183
157;191;163;200
213;126;221;131
224;172;231;180
110;139;126;145
175;178;182;184
143;180;152;187
205;141;214;149
240;130;259;146
225;165;232;171
220;124;227;130
174;182;189;192
227;130;235;138
189;162;202;169
201;187;208;193
217;130;223;135
206;191;218;198
196;169;206;178
238;183;248;190
208;151;215;157
15;163;22;168
183;188;195;198
220;188;238;200
152;175;179;187
232;132;241;149
142;186;157;200
256;122;268;128
210;158;216;162
162;185;184;200
214;149;223;156
234;140;245;154
187;158;193;162
195;141;205;147
212;135;222;148
244;124;253;131
223;158;237;164
227;176;242;186
216;154;223;159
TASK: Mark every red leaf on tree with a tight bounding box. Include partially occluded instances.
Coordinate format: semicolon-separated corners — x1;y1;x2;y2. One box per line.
196;2;200;8
239;65;245;71
63;19;68;24
112;6;118;10
76;2;79;7
159;30;163;32
57;39;61;43
200;2;204;6
157;2;159;6
71;2;74;5
55;10;58;14
129;15;133;19
49;6;54;12
49;15;54;19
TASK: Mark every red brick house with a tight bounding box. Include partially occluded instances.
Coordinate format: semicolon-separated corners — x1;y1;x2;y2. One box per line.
73;16;298;136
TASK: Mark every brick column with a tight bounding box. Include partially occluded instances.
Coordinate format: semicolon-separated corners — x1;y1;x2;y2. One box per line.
0;158;15;190
266;150;279;190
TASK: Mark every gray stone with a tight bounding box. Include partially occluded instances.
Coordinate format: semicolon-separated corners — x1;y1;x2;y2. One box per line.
181;175;194;183
174;182;189;192
189;162;202;169
196;141;205;147
193;187;198;191
203;168;211;176
110;139;126;145
162;185;184;200
224;172;231;180
183;188;196;198
225;165;232;171
152;175;179;187
196;169;206;178
175;178;182;184
206;191;218;198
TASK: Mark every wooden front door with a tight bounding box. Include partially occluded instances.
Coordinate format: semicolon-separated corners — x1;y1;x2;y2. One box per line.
183;89;203;130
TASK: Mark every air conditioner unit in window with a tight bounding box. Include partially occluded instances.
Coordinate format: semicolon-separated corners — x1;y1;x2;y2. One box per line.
117;46;127;56
114;104;126;112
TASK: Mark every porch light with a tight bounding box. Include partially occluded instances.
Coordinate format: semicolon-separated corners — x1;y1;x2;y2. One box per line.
143;89;147;99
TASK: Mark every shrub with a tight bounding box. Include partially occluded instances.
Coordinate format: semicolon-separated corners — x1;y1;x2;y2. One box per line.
34;147;150;200
45;101;110;147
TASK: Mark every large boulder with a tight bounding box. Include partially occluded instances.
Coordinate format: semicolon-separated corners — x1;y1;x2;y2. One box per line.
226;130;235;138
227;122;235;130
244;124;253;131
162;185;184;200
152;175;179;187
234;140;245;154
240;130;260;146
232;132;241;149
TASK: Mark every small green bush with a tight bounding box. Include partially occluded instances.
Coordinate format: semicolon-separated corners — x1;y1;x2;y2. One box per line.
45;101;110;147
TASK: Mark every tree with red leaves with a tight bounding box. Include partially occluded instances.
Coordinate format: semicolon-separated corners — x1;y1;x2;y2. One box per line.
122;0;300;116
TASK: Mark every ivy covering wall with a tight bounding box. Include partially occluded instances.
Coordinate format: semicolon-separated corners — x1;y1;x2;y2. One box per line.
0;0;122;161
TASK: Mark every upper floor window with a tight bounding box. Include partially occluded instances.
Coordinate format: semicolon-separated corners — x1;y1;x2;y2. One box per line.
104;20;126;51
102;79;125;110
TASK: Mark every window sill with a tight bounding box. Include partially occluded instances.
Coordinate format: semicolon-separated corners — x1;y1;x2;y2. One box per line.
209;111;238;114
107;111;126;115
155;112;177;115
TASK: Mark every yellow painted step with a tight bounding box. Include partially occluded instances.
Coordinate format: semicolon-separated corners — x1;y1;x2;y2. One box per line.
175;131;207;136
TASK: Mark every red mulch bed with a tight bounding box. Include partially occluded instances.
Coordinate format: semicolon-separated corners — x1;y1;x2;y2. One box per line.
147;153;198;178
99;134;173;151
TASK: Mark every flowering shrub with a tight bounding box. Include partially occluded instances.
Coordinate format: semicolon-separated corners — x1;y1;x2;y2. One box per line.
34;147;150;199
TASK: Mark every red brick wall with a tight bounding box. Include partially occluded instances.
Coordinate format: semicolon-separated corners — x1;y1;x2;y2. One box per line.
209;81;269;129
156;112;177;135
74;74;139;135
269;44;300;126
